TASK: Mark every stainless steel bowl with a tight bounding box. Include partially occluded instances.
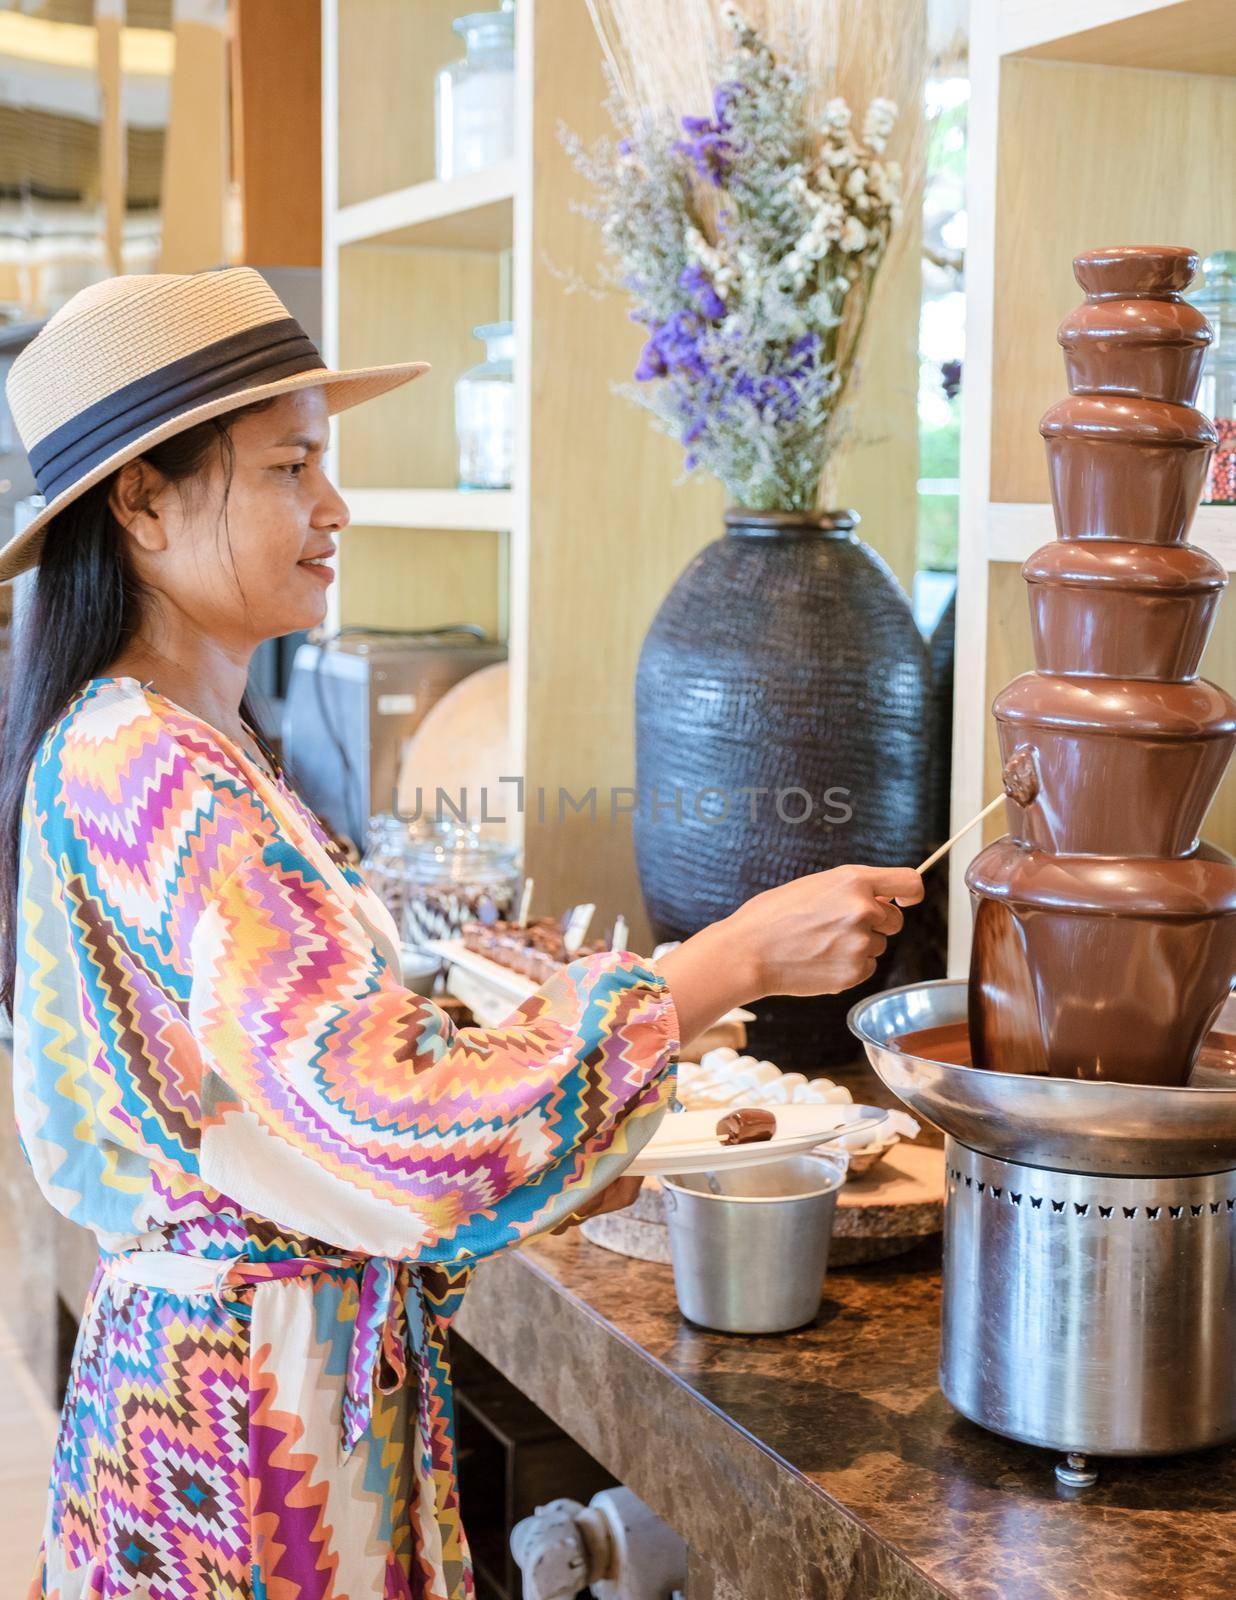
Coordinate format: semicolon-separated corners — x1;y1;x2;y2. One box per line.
847;979;1236;1177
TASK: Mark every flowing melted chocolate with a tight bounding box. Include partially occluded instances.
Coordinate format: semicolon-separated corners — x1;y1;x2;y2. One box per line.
966;245;1236;1086
895;1021;1236;1083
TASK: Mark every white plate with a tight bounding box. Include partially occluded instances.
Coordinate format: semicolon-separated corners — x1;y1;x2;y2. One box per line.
626;1103;890;1177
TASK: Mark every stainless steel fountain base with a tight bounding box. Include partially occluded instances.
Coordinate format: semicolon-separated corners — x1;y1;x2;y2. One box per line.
942;1137;1236;1457
847;979;1236;1466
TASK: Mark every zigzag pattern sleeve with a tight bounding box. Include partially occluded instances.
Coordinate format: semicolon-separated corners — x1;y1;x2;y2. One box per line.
17;685;680;1258
188;833;681;1260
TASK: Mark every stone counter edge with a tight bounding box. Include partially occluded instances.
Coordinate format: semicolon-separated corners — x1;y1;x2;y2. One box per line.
454;1245;948;1600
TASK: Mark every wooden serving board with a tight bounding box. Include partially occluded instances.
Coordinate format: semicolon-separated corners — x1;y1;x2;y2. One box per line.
831;1142;945;1264
581;1141;945;1268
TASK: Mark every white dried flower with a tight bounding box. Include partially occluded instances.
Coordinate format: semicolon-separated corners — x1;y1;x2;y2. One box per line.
822;96;851;131
685;223;723;274
563;9;906;511
866;162;899;207
863;96;898;144
822;139;857;172
840;215;867;253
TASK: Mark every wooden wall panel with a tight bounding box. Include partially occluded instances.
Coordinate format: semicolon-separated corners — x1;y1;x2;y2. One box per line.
832;218;922;598
990;57;1236;507
232;0;321;266
517;0;722;946
1018;0;1236;74
336;0;462;205
338;525;501;635
831;0;926;600
158;6;228;272
335;243;503;488
517;0;926;944
978;54;1236;874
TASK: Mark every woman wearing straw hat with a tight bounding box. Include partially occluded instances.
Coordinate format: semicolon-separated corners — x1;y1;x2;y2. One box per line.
0;266;921;1600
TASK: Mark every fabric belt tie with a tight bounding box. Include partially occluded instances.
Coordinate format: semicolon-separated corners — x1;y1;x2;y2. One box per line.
101;1248;408;1455
101;1247;477;1596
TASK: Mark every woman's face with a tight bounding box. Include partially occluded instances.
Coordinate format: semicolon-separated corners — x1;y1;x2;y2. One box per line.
110;386;350;645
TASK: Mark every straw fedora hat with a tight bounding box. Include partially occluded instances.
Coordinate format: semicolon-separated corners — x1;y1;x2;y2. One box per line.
0;265;430;584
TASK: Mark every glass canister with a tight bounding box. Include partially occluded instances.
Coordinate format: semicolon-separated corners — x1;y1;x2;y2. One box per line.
359;813;429;931
1191;250;1236;504
455;321;515;489
434;6;516;182
400;819;520;947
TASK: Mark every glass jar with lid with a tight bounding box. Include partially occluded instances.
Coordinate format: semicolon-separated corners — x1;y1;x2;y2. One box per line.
359;813;430;931
455;321;515;489
400;819;521;948
435;6;515;182
1191;250;1236;504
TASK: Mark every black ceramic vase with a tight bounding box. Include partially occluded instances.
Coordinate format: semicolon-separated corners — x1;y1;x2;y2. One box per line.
634;508;933;1070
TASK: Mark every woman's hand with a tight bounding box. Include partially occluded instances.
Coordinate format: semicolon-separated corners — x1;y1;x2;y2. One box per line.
551;864;921;1236
657;864;924;1046
549;1174;644;1235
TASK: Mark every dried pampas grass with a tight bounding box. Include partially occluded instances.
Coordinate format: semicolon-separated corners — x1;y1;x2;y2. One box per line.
583;0;926;195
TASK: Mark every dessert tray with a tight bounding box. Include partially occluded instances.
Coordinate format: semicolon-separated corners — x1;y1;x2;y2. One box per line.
424;936;755;1030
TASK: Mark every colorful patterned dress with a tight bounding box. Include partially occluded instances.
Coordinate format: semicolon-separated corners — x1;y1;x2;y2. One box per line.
13;675;680;1600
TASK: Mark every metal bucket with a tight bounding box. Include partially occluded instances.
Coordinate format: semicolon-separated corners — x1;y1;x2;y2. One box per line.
661;1153;847;1334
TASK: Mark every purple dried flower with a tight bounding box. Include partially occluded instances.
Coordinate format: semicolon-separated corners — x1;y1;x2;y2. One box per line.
709;330;822;427
673;78;744;186
634;339;667;381
712;80;744;123
678;263;727;321
675;127;736;186
633;308;712;386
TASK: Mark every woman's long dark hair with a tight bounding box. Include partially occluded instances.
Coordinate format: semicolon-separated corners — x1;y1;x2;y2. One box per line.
0;394;314;1021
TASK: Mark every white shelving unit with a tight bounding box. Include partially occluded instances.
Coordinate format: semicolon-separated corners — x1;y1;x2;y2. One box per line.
334;161;516;251
984;505;1236;569
339;487;515;532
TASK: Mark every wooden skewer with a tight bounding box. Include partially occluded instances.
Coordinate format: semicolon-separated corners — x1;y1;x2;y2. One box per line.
915;793;1006;875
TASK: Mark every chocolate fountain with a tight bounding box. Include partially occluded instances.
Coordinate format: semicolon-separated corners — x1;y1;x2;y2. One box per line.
971;244;1236;1085
849;246;1236;1486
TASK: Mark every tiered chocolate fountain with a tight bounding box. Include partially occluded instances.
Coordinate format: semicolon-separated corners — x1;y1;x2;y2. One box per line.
850;246;1236;1486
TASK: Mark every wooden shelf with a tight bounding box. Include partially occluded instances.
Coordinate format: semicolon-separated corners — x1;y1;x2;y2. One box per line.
988;503;1236;569
1004;0;1236;72
342;487;514;532
335;163;515;250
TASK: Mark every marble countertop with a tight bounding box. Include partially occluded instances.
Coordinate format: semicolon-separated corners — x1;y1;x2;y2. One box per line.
454;1063;1236;1599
